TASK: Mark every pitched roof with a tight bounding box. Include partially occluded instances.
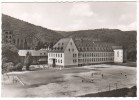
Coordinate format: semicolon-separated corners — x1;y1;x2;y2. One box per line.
50;38;71;52
112;46;123;49
18;49;48;56
49;38;121;53
74;39;114;52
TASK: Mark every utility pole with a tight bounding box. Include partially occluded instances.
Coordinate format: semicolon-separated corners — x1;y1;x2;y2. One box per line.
115;83;118;90
109;84;111;91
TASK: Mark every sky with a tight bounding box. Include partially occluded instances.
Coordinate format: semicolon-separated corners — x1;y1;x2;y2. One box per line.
2;2;137;31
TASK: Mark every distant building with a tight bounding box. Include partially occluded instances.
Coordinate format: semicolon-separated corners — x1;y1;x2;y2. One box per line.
18;49;48;64
112;46;124;63
2;30;29;49
2;30;13;44
48;38;124;67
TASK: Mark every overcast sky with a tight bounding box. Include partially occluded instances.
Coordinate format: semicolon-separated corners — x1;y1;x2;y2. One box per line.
2;2;137;31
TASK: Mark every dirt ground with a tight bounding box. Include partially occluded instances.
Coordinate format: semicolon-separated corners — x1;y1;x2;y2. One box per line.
1;64;136;97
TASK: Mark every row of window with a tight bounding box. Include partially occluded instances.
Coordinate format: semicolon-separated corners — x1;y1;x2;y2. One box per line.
4;31;12;34
55;59;62;63
49;53;63;58
73;59;77;63
78;57;114;63
69;48;74;52
78;47;112;51
5;35;12;39
40;52;47;55
58;42;72;46
58;43;64;45
78;52;114;57
73;53;77;57
49;52;114;58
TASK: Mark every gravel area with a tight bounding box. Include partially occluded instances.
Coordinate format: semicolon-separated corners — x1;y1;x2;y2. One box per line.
1;64;136;97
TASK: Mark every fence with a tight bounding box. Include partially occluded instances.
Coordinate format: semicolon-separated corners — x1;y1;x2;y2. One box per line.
2;73;25;86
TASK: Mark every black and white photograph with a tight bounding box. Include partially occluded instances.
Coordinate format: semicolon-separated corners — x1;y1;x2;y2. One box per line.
1;1;137;97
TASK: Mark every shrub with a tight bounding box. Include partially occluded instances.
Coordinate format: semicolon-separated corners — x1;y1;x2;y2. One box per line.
3;62;14;72
15;63;23;71
2;62;23;73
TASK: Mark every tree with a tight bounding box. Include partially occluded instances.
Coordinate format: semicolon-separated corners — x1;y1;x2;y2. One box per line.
49;42;53;49
2;43;19;64
24;39;28;49
15;63;23;71
3;62;14;72
24;52;32;70
35;41;44;50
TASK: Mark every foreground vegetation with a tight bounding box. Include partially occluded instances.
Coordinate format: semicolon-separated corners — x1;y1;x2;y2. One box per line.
2;43;33;73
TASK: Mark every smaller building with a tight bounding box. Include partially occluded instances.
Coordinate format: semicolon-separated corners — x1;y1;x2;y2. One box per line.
112;46;123;63
18;49;48;64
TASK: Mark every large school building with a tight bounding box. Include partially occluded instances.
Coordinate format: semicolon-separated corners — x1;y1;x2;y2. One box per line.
48;38;124;67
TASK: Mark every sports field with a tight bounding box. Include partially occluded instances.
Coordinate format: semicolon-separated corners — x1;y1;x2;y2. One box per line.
2;64;136;97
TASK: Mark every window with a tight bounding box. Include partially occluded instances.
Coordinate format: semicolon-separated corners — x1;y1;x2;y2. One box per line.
61;60;62;63
73;53;77;58
5;32;8;34
73;59;76;63
9;36;12;39
71;42;72;45
61;54;62;57
5;35;8;38
72;49;74;52
56;54;57;57
62;43;64;45
69;49;70;52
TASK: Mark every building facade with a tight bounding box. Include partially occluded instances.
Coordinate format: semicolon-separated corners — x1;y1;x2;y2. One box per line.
2;30;29;49
48;38;124;67
113;46;124;63
18;49;48;64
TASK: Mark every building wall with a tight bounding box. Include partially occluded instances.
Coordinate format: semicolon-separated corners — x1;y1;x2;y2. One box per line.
20;56;47;64
48;53;64;66
2;31;13;44
78;52;114;65
114;49;123;63
64;39;78;66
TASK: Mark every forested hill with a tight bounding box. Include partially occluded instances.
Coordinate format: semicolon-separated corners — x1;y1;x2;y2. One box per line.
57;29;137;61
57;29;136;48
2;14;136;61
2;14;63;46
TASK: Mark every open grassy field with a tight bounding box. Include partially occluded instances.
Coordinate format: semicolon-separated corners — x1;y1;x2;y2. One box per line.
2;64;136;97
